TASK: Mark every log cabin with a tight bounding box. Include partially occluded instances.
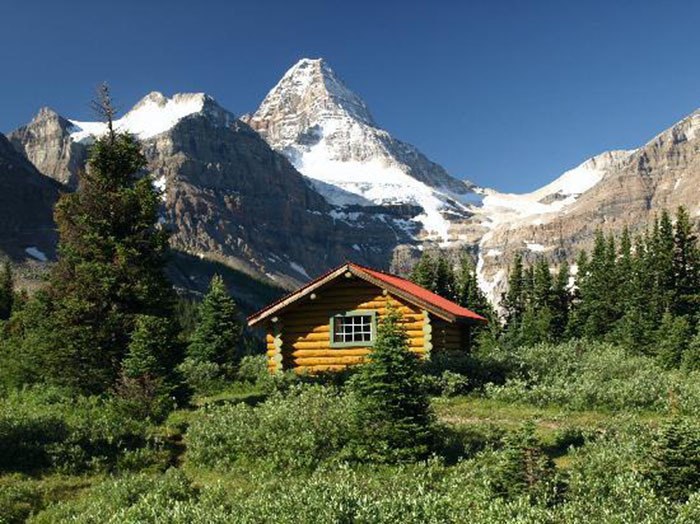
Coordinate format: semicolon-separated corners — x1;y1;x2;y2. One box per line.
247;262;488;374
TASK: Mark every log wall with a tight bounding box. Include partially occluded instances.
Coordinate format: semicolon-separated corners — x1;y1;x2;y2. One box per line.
264;277;426;374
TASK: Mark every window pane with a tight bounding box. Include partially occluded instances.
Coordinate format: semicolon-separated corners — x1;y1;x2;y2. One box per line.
333;314;373;345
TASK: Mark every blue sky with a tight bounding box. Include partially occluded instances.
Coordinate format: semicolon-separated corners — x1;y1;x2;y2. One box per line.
2;0;699;192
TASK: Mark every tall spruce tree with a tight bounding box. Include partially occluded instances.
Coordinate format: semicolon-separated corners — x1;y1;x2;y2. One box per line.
187;274;242;366
550;260;570;341
24;85;174;392
0;261;13;321
503;253;526;329
410;251;438;293
116;314;182;420
579;230;617;339
455;254;492;317
672;206;700;318
434;253;457;301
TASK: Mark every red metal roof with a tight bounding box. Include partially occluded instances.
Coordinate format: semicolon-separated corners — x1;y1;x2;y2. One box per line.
348;263;488;323
248;262;488;326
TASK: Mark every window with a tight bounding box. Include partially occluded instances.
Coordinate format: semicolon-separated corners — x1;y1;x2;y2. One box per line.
330;311;376;347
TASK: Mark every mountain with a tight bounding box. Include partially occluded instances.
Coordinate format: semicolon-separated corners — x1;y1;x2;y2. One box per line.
9;90;408;295
243;58;482;245
8;58;700;307
474;110;700;302
0;132;60;266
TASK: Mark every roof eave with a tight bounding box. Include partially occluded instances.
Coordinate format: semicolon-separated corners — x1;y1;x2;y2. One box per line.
247;264;351;327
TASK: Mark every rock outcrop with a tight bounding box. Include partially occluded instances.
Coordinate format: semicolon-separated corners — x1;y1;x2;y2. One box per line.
0;132;60;263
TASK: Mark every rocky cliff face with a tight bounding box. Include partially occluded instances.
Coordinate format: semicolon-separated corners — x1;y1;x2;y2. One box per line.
0;132;60;263
9;107;87;188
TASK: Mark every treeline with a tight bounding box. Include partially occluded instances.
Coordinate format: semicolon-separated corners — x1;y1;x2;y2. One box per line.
502;207;700;370
0;89;247;420
412;207;700;371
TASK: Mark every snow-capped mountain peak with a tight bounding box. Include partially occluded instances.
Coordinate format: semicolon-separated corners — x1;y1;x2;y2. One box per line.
244;57;480;244
68;91;219;142
249;58;375;139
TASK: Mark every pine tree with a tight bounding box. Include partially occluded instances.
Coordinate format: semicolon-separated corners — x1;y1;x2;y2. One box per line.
682;326;700;372
0;261;13;321
187;274;242;366
348;307;433;462
648;417;700;502
410;251;438;292
116;314;182;419
579;230;616;339
30;85;174;392
551;260;570;341
655;312;690;369
434;253;457;301
566;250;589;338
672;206;700;318
503;253;526;330
455;254;494;322
532;258;553;312
492;422;559;503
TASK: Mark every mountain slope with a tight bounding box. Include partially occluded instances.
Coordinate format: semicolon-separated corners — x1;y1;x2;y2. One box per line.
10;92;408;290
243;58;482;244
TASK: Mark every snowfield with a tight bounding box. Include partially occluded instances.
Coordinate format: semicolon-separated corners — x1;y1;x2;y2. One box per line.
69;92;209;142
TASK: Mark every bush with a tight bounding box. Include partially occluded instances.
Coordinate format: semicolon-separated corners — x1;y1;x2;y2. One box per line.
30;426;695;524
177;357;226;395
0;387;155;474
186;384;355;470
236;355;270;385
482;340;700;413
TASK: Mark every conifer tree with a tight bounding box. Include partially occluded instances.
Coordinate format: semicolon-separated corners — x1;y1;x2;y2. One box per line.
30;85;174;392
682;326;700;371
648;417;700;502
349;307;433;462
0;261;13;321
434;253;457;301
532;258;553;312
566;250;589;338
455;254;493;320
503;253;526;329
579;230;616;339
492;422;559;503
672;206;700;318
117;314;182;419
410;251;438;292
655;312;690;369
551;260;570;340
187;274;242;366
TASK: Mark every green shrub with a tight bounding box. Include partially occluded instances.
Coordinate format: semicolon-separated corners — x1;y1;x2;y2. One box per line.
235;354;270;386
30;469;197;524
482;340;700;413
0;387;153;474
177;357;226;394
0;474;41;524
186;384;355;470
